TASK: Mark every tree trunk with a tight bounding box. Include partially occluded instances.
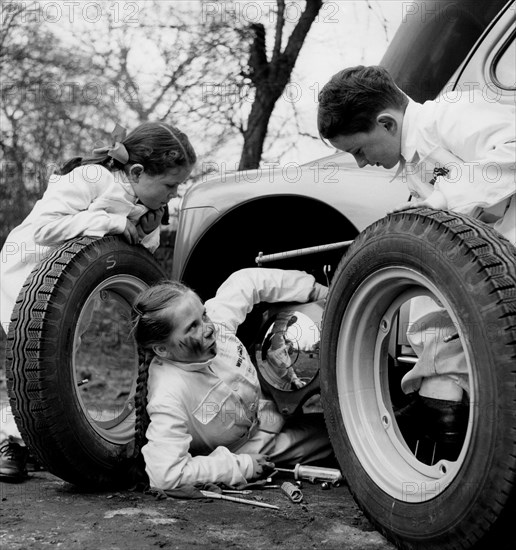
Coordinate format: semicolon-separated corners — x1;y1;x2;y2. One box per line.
238;90;277;170
239;0;323;170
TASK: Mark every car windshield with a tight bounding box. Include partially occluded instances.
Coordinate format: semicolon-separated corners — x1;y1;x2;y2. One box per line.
381;0;510;102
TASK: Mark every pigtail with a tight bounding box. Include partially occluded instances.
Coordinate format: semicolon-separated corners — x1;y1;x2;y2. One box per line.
135;346;152;454
59;157;83;175
58;154;123;176
127;347;153;491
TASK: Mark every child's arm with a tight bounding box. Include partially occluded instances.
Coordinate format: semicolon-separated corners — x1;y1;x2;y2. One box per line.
142;397;256;490
205;268;328;334
32;168;128;246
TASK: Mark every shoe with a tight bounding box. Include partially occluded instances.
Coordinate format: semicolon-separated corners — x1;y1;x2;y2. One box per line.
394;394;469;463
420;396;468;461
0;437;29;482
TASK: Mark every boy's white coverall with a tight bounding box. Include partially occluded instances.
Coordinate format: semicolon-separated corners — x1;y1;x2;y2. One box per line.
0;165;159;441
142;268;331;490
396;91;516;398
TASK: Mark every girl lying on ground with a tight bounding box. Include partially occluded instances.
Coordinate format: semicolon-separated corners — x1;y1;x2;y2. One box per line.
131;268;333;490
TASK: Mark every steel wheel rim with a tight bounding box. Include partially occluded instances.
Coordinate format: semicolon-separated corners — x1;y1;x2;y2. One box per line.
336;266;474;502
72;275;146;444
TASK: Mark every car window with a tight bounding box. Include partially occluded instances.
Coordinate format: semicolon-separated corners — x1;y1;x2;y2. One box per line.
381;0;509;102
492;32;516;89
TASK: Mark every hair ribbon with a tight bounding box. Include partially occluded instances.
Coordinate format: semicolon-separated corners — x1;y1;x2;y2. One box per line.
93;123;129;164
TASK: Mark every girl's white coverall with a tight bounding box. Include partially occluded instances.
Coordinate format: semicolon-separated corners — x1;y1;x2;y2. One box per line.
142;268;332;490
0;164;159;331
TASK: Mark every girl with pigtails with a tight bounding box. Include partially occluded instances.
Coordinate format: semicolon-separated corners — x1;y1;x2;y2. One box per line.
0;121;196;481
131;268;333;491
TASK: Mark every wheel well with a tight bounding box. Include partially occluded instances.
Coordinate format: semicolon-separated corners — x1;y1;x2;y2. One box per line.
181;196;358;301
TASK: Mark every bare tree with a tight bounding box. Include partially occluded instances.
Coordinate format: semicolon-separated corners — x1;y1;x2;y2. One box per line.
239;0;323;169
0;2;115;239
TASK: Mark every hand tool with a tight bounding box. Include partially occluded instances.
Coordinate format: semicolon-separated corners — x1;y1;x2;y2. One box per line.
280;481;303;503
274;464;343;486
200;490;279;510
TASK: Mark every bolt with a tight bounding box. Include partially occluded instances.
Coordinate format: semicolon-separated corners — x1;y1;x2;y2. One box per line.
380;319;389;332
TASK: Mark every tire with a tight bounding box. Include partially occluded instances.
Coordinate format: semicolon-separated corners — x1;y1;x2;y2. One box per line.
320;209;516;550
5;236;167;488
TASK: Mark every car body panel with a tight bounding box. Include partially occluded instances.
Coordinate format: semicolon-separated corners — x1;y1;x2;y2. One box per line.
172;154;407;279
450;2;515;102
381;0;511;102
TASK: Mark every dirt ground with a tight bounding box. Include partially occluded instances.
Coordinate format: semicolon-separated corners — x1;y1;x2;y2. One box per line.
0;332;395;550
0;467;395;550
0;402;395;550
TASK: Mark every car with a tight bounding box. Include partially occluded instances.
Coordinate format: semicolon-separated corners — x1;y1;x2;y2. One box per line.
5;1;515;549
170;1;516;548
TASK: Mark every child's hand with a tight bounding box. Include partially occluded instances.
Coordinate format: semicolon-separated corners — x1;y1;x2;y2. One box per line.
388;201;420;213
121;220;140;244
138;207;165;235
389;192;447;214
249;454;275;479
292;378;306;389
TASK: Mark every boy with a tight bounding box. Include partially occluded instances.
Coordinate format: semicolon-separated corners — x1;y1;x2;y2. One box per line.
317;65;515;458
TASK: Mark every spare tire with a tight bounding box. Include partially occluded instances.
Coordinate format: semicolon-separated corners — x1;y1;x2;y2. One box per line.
320;209;516;550
5;236;167;488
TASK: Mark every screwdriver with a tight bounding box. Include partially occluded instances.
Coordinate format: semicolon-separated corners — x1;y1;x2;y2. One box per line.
274;464;343;486
200;490;279;510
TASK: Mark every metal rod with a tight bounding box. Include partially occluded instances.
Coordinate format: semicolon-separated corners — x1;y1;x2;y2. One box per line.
200;490;279;510
255;240;354;266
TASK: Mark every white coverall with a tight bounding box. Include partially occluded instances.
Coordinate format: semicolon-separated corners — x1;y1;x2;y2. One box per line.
142;268;332;490
0;164;160;441
396;91;516;399
0;164;160;331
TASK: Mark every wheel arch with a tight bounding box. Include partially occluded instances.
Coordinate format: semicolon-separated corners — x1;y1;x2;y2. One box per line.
179;195;359;301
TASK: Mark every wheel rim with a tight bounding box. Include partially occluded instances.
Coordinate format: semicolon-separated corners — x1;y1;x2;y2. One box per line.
336;266;474;502
73;275;147;444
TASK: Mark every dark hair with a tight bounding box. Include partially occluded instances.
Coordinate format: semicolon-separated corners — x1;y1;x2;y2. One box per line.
129;280;193;489
60;121;197;176
317;65;408;140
